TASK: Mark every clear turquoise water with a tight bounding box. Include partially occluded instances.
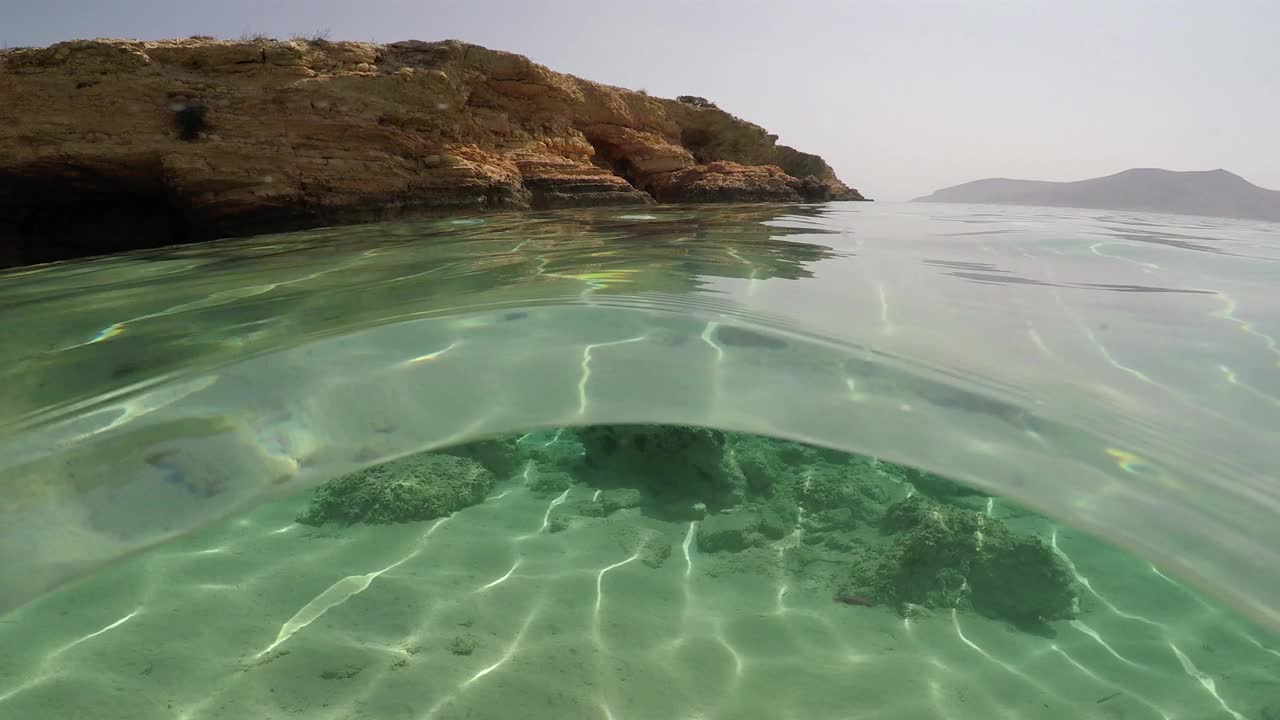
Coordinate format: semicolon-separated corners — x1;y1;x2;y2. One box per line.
1;202;1278;718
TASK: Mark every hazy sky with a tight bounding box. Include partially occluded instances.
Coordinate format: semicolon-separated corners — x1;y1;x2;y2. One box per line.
3;0;1275;200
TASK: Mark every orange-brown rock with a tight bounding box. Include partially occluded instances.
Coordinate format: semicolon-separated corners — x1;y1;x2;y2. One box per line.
0;37;866;266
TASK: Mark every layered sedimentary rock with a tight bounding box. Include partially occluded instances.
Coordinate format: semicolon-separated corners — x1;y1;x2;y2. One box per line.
0;37;865;266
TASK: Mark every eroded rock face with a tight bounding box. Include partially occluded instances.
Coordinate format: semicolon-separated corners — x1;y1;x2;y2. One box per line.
0;38;866;266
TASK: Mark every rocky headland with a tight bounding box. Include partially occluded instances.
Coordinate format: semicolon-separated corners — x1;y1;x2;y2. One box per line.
915;168;1280;222
0;37;865;267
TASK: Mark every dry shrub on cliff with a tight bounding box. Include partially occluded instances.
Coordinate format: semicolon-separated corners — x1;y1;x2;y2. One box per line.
290;28;332;44
677;95;719;109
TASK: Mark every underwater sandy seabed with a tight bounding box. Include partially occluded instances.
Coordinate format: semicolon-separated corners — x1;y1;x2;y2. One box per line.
1;431;1279;720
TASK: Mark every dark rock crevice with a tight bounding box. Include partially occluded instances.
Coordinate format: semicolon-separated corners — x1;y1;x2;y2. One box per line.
0;168;192;267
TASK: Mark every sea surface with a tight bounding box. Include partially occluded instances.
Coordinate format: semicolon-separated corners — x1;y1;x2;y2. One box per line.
0;201;1278;719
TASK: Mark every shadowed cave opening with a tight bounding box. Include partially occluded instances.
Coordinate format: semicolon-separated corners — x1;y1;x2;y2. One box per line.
607;156;641;190
0;168;191;268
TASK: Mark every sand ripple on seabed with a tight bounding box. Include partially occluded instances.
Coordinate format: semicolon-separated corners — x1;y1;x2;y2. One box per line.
0;485;1274;720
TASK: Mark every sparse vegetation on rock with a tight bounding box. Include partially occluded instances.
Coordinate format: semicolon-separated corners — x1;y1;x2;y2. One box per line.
676;95;719;109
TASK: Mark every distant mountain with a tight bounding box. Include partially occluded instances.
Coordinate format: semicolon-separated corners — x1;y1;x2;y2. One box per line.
914;168;1280;222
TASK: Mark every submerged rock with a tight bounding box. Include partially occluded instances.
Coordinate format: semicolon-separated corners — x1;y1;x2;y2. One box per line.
855;496;1077;627
730;435;792;494
547;488;643;522
525;430;586;473
697;511;765;552
570;499;606;518
439;436;523;480
580;425;747;511
598;488;643;514
757;498;798;539
795;461;890;520
524;466;576;495
611;523;674;568
296;453;495;526
898;602;931;620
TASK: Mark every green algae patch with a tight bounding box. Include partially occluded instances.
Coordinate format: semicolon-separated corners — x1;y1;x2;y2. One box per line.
447;633;479;656
297;453;496;526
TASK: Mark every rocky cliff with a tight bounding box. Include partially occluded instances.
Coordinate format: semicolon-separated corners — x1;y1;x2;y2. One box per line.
0;37;865;266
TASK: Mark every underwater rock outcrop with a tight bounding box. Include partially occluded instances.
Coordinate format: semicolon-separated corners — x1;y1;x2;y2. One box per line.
0;37;865;267
577;425;1077;627
795;461;892;520
525;467;576;495
847;496;1078;627
295;422;1078;629
697;511;767;552
612;524;673;568
579;425;748;513
296;452;495;526
437;435;522;480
